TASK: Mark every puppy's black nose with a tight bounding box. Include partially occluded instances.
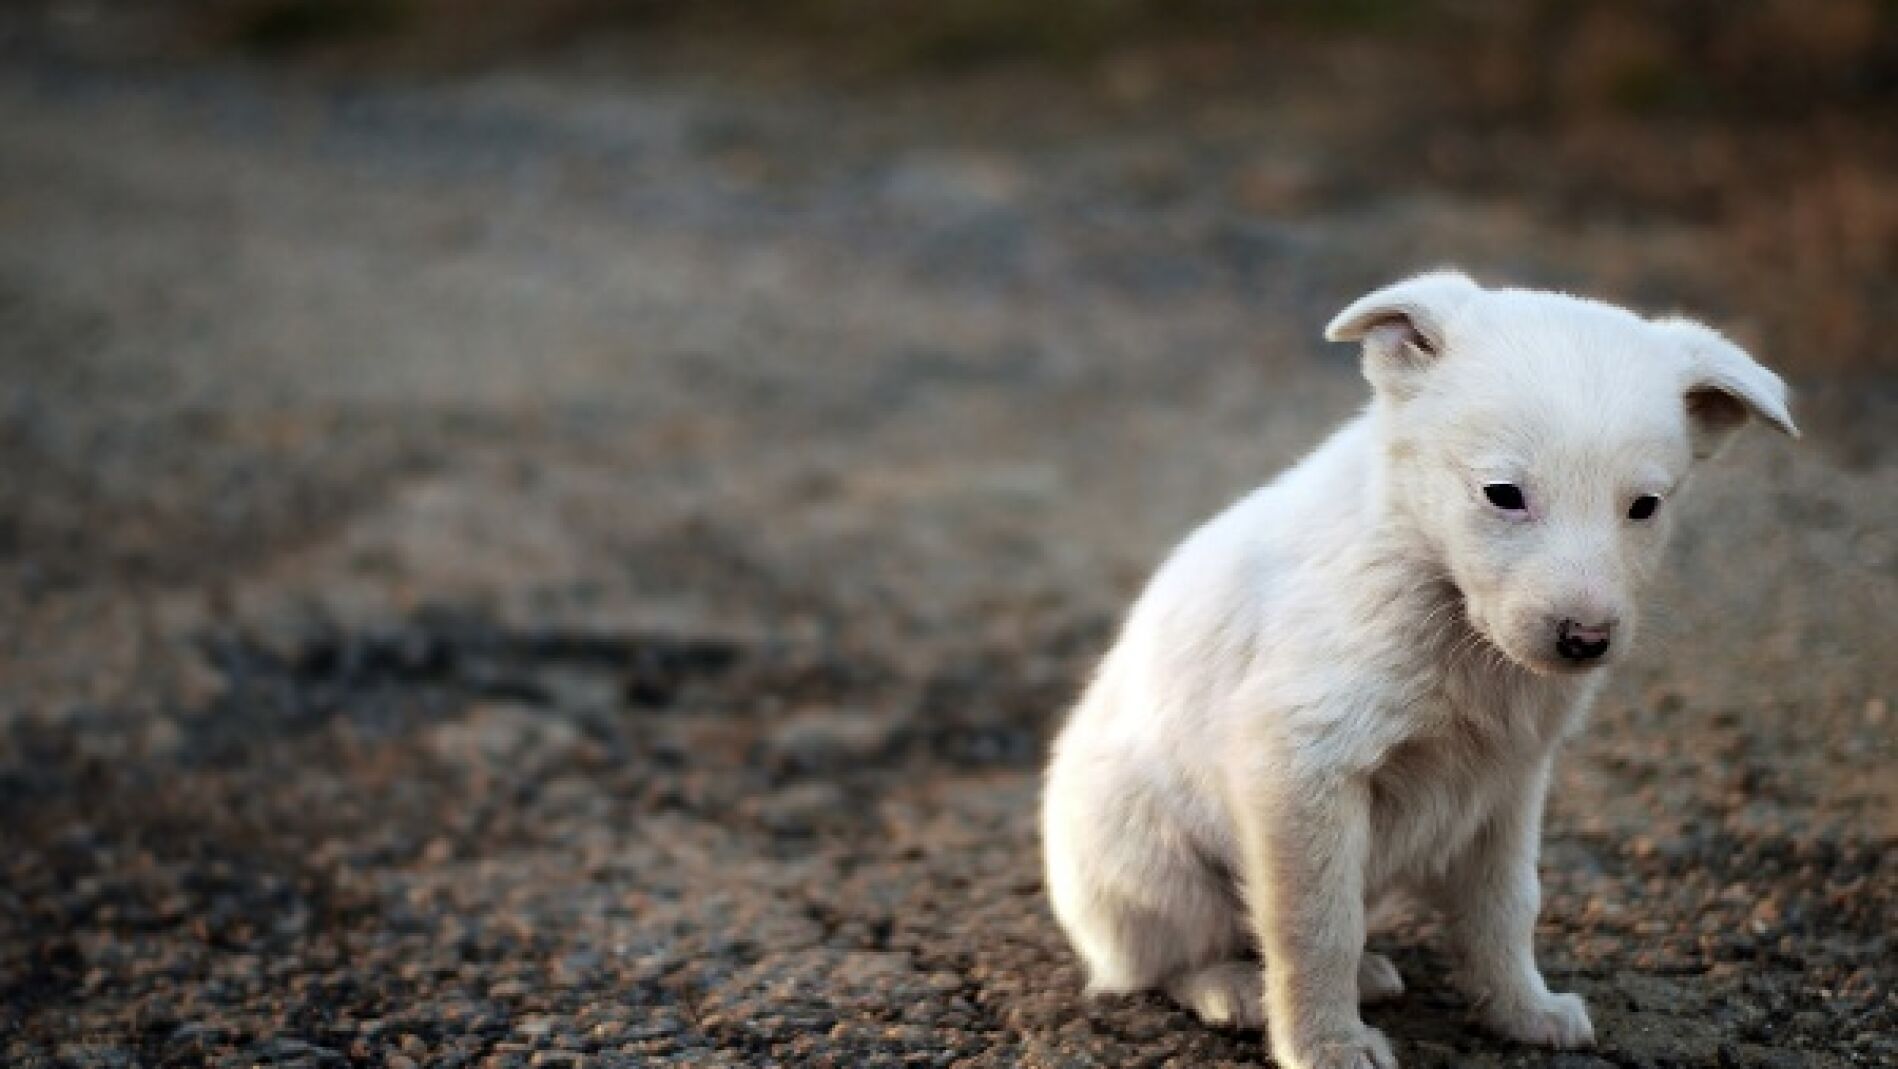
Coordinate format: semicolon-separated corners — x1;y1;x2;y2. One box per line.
1555;619;1612;662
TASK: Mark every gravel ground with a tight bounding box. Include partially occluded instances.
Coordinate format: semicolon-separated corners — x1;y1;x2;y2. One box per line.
0;25;1893;1069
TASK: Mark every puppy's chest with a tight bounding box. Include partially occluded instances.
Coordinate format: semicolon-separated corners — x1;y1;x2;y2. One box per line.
1364;689;1560;885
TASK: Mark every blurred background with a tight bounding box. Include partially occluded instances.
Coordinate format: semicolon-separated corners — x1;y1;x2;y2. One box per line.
2;3;1892;1067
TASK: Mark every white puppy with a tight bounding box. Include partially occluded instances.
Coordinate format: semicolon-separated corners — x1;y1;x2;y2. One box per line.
1040;271;1796;1069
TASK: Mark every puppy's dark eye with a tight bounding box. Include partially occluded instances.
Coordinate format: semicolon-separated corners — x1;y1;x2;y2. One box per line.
1483;483;1527;512
1628;494;1661;521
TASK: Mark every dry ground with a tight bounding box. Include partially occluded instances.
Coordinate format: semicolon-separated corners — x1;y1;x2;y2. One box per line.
0;17;1893;1069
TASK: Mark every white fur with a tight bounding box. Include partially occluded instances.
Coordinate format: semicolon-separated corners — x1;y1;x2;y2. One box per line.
1041;271;1795;1069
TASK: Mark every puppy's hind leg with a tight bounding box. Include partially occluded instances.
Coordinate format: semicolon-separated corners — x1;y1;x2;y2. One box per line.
1045;743;1249;1004
1048;822;1253;1021
1064;871;1246;1002
1114;853;1260;1028
1154;849;1264;1028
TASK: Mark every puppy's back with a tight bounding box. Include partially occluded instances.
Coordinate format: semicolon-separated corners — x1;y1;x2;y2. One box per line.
1064;413;1381;749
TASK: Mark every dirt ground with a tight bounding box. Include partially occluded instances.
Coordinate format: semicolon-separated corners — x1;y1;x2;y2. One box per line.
1;11;1893;1069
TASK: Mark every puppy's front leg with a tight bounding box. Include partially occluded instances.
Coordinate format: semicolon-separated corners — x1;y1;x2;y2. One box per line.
1442;758;1592;1049
1235;756;1395;1069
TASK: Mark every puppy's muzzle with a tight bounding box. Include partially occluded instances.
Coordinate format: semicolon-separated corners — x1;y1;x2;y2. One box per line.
1554;619;1612;663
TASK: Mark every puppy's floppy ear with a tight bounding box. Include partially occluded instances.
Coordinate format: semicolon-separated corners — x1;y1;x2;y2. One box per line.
1652;316;1799;459
1326;270;1482;394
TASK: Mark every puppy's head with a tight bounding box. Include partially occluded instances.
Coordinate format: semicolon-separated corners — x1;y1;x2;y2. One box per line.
1328;271;1797;675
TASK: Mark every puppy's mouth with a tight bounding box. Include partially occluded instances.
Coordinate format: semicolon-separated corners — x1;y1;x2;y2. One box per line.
1515;647;1609;676
1486;622;1617;677
1434;580;1528;674
1469;620;1555;676
1445;587;1585;677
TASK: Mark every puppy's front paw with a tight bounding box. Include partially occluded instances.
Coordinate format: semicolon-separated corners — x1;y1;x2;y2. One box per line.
1485;990;1593;1049
1287;1026;1398;1069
